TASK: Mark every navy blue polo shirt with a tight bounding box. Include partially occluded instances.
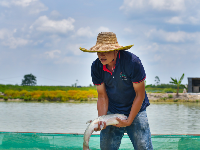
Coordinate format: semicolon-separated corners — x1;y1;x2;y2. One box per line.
91;51;150;116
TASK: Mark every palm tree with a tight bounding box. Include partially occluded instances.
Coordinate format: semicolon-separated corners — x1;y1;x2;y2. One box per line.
169;73;185;97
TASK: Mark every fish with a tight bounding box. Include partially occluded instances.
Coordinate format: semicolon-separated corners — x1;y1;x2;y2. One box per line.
83;114;128;150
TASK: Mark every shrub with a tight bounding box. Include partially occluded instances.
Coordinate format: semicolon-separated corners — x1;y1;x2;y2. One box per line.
19;96;24;99
24;96;31;101
168;94;173;98
38;97;42;102
3;96;8;101
19;90;28;96
163;88;174;93
39;93;46;100
2;89;98;101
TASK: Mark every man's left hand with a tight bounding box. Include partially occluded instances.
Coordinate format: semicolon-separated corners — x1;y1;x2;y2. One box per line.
113;117;132;128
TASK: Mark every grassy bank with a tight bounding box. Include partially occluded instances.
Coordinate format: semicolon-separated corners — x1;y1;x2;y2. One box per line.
0;90;98;102
0;84;187;102
146;88;183;93
0;84;96;93
0;84;183;93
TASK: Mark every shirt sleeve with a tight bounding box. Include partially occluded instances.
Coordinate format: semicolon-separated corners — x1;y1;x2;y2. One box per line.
130;57;146;83
91;60;104;85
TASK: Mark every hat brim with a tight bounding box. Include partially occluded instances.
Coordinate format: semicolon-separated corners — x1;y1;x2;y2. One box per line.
79;45;134;52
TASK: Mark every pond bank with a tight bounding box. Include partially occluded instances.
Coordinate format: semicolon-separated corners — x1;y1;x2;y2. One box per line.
0;93;200;103
148;93;200;102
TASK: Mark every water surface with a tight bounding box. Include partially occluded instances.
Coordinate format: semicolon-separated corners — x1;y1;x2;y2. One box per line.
0;102;200;134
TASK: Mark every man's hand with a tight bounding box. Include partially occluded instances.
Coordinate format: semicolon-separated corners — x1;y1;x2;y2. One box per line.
94;121;107;131
113;117;131;128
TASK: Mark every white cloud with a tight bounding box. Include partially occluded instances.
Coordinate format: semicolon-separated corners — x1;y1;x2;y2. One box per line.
76;26;110;38
120;0;185;12
124;27;132;33
149;0;185;11
0;1;10;7
30;16;75;34
55;56;80;64
28;1;47;14
120;0;145;10
50;10;61;18
120;0;200;25
0;29;29;48
152;54;161;62
166;16;184;24
0;29;8;39
76;27;93;37
13;29;17;33
45;50;61;59
135;43;159;55
96;26;110;33
12;0;37;7
66;44;82;56
189;16;200;25
146;29;200;43
3;37;28;48
0;0;48;14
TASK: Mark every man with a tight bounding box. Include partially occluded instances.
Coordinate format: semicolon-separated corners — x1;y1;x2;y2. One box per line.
80;32;153;150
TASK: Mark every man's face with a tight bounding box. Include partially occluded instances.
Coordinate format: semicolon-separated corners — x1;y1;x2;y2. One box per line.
97;51;118;65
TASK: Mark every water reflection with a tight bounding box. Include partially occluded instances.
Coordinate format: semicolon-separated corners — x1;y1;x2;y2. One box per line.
0;102;200;134
147;102;200;134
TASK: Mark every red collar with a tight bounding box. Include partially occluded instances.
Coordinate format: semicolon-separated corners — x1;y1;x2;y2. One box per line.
103;65;114;75
103;51;120;75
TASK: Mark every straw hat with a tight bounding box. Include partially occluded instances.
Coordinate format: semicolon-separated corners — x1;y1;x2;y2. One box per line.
79;32;134;52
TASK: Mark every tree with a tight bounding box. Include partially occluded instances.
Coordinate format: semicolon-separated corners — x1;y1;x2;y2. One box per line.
75;79;78;87
21;74;37;86
154;76;160;85
169;73;185;97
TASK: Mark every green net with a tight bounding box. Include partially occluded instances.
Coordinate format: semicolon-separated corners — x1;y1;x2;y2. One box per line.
0;132;200;150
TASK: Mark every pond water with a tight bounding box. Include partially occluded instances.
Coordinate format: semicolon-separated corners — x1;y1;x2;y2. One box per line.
0;102;200;134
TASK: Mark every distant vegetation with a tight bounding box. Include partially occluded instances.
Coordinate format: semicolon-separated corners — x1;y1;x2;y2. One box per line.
169;73;185;96
0;84;184;92
21;74;37;86
0;84;96;93
0;89;97;101
0;82;187;101
0;74;187;101
145;84;185;89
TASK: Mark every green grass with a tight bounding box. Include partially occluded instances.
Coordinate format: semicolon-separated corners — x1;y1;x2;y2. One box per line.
0;84;96;93
0;84;183;94
145;88;183;93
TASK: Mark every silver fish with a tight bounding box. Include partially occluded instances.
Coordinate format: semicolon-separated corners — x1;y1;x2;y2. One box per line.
83;114;127;150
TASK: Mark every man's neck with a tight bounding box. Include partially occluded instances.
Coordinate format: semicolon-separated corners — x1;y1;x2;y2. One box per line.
107;59;117;72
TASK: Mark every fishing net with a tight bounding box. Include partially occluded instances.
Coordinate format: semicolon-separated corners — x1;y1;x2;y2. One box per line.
0;132;200;150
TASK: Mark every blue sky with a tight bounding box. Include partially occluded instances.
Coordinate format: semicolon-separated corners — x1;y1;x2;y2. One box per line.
0;0;200;86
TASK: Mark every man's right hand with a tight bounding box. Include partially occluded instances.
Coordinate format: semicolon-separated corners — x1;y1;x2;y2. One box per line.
94;121;106;131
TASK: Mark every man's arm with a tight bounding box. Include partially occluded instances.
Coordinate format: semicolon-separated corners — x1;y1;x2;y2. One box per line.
93;83;108;131
115;80;145;127
96;83;109;116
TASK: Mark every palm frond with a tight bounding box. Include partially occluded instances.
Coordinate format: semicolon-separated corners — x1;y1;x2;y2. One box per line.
180;73;185;82
170;77;176;82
